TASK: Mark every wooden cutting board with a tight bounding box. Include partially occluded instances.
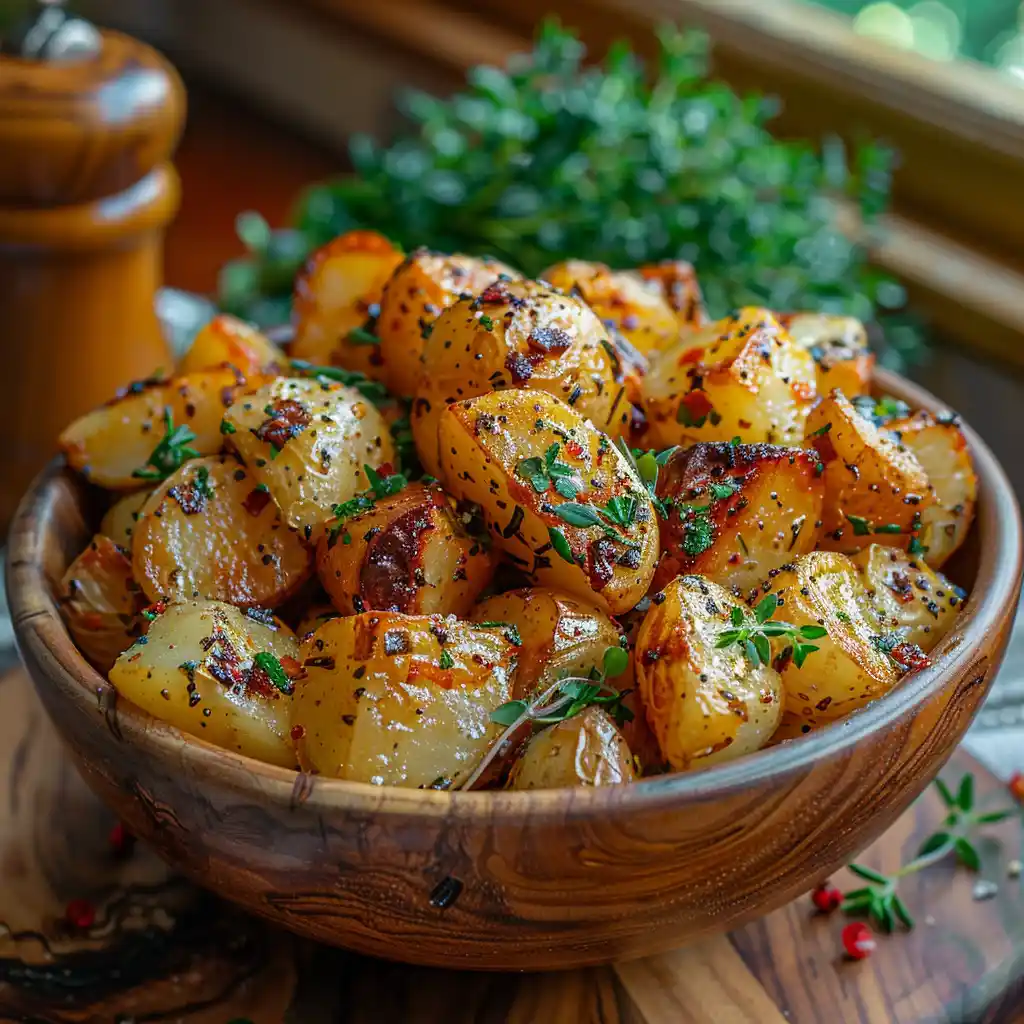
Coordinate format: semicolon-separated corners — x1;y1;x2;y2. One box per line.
1;665;1022;1024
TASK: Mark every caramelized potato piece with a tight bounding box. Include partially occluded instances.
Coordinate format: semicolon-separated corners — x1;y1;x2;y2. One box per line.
471;587;623;694
413;279;630;478
635;576;782;770
291;614;516;787
807;390;933;553
110;601;300;767
378;248;519;398
640;308;816;449
653;442;824;597
291;230;404;380
776;313;873;399
437;389;658;615
178;314;287;377
508;707;635;789
222;377;396;535
99;488;153;550
133;455;312;606
316;481;496;616
59;368;254;489
58;535;146;672
888;410;977;567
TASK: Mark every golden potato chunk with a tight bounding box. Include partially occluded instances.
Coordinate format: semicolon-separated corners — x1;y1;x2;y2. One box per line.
290;230;404;380
776;312;873;399
378;248;519;399
222;376;397;535
508;707;635;789
110;601;301;767
413;279;630;478
888;410;977;567
437;389;658;615
635;576;783;770
291;614;516;787
316;480;495;616
59;368;256;489
652;441;824;597
293;602;340;639
133;455;312;606
58;535;147;672
178;314;287;377
99;488;153;550
640;308;817;449
807;390;933;553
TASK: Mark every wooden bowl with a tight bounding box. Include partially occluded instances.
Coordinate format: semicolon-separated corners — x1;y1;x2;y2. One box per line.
7;369;1022;971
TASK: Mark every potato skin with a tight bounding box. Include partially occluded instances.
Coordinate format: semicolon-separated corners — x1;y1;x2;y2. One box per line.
807;390;933;553
291;614;516;787
653;442;824;597
413;279;630;478
178;314;287;377
99;488;153;550
471;587;623;695
437;389;658;615
109;601;300;767
776;313;873;399
133;455;312;606
316;481;496;616
640;308;817;449
59;368;257;489
222;376;397;535
635;576;782;770
58;535;147;672
290;230;404;380
508;707;635;789
378;248;519;399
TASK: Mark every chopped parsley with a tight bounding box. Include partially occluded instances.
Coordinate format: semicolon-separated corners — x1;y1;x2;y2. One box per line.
132;408;200;481
253;652;294;695
516;443;579;499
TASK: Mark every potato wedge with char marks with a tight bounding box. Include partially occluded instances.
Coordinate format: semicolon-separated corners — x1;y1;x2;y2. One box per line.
508;707;635;789
222;377;396;536
413;279;630;478
59;534;147;672
378;248;520;399
316;480;496;617
437;389;658;615
807;389;933;553
640;308;816;449
290;230;404;380
99;488;153;550
291;614;517;787
59;368;256;489
178;314;287;377
653;442;824;597
635;576;783;770
775;313;873;399
109;601;300;768
133;455;312;606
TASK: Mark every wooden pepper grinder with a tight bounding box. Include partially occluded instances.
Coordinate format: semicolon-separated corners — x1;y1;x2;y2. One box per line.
0;0;185;533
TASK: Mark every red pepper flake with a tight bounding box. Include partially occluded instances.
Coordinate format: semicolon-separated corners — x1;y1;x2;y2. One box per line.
813;433;838;463
810;882;842;913
564;439;585;459
108;821;135;857
889;642;930;672
290;724;306;741
527;326;573;355
1009;772;1024;803
478;282;510;304
505;351;533;384
65;898;96;930
841;922;876;960
681;389;714;422
677;346;705;366
242;487;272;517
279;655;304;678
253;399;311;449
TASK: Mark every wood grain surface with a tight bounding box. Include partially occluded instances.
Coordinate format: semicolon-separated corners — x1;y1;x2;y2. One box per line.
1;663;1022;1023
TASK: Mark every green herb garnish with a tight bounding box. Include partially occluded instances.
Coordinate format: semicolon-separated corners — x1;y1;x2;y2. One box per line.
132;408;200;481
253;652;294;695
714;594;827;669
289;359;390;404
516;443;578;498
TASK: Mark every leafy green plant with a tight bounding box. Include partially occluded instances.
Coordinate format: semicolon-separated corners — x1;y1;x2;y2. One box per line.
218;20;923;367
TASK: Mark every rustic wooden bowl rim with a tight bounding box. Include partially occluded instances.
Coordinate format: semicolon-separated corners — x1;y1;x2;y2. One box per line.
8;368;1022;821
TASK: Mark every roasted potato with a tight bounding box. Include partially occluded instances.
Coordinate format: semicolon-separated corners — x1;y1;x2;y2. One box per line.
133;455;312;606
378;248;519;399
508;707;635;789
290;230;404;380
291;614;517;787
109;601;301;767
294;602;341;639
99;488;153;550
59;368;257;489
413;279;630;478
437;389;658;615
888;410;977;567
635;576;783;770
807;389;933;553
640;308;817;449
776;313;873;399
316;480;496;616
471;587;624;695
222;376;397;535
58;535;147;672
652;442;825;597
178;314;287;377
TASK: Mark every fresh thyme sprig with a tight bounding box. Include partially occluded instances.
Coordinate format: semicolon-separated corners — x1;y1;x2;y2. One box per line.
132;408;200;481
326;464;408;546
614;438;677;519
715;593;827;669
289;358;391;404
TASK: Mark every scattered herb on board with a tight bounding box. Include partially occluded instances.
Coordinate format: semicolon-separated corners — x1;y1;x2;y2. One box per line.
132;408;200;481
715;593;827;668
